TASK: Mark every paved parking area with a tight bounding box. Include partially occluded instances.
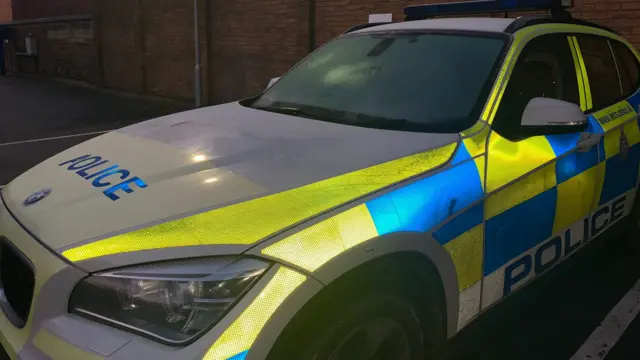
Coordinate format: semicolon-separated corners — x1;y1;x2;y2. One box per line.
0;76;188;184
1;75;640;359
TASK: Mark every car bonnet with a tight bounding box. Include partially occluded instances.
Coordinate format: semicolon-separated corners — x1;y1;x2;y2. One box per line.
1;102;459;263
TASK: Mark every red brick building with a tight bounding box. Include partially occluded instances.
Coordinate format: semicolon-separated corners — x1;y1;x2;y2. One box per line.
2;0;640;105
0;0;11;22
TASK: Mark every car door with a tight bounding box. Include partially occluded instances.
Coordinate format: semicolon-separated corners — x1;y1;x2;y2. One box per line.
480;33;602;309
572;34;640;237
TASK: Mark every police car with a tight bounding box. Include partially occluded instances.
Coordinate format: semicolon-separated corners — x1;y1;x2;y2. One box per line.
1;0;640;359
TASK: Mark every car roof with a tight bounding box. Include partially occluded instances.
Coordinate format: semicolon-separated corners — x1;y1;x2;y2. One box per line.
347;15;619;37
350;17;517;35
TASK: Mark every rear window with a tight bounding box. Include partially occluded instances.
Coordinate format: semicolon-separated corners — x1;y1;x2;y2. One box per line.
250;32;508;133
575;35;622;110
611;40;640;97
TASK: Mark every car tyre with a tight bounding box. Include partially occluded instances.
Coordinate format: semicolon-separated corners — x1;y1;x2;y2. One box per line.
272;292;425;360
267;257;447;360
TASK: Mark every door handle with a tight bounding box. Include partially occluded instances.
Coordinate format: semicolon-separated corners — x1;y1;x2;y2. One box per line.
577;132;600;152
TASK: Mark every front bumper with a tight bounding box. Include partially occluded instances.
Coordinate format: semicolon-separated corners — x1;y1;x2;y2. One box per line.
0;197;322;360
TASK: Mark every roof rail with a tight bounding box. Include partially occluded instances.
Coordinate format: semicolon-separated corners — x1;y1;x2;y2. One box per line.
504;15;619;34
404;0;573;21
343;22;390;34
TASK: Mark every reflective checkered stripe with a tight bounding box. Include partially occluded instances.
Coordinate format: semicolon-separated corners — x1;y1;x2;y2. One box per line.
443;95;640;330
447;25;640;330
53;23;640;360
595;96;640;206
258;25;640;355
256;26;640;356
261;138;489;340
263;141;486;275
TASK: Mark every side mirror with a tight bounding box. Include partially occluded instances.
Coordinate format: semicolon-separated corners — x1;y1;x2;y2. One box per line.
266;77;280;90
521;97;587;129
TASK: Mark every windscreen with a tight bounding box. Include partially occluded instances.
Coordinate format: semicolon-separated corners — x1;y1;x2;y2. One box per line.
251;31;507;133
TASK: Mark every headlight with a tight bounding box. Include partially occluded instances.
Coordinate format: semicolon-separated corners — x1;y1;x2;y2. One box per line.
69;256;269;345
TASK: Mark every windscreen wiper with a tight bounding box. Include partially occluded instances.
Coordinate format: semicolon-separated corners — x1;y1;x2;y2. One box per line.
343;113;412;130
255;104;347;124
254;105;303;117
256;104;420;131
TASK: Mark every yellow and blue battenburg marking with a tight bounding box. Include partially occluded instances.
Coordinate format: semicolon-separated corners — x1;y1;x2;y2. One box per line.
225;351;247;360
596;94;640;206
482;131;557;276
366;145;484;237
368;143;486;291
547;113;603;234
484;115;603;276
484;90;640;279
263;141;486;284
225;17;640;360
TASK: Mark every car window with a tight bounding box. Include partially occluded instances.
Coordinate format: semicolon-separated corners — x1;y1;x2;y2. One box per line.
610;40;640;97
492;34;580;141
250;32;507;133
575;35;622;110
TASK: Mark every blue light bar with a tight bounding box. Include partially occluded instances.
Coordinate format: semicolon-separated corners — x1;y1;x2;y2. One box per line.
405;0;572;19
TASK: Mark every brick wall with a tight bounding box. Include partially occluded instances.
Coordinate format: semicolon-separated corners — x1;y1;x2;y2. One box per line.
95;0;195;100
209;0;309;103
208;0;640;103
10;20;98;83
5;0;96;83
12;0;90;20
0;0;12;22
314;0;640;48
573;0;640;49
7;0;640;103
96;0;143;92
141;0;194;100
315;0;421;46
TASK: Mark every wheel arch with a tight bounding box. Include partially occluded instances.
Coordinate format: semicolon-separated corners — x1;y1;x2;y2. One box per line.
311;231;459;337
246;232;459;360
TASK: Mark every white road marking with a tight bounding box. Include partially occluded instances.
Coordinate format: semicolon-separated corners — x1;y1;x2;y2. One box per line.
571;278;640;360
0;130;111;147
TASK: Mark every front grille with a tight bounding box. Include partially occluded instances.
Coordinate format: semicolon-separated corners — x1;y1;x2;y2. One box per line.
0;237;35;328
0;342;8;360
